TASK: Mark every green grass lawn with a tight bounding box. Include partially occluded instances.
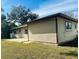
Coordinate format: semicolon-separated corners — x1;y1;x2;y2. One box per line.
1;41;78;59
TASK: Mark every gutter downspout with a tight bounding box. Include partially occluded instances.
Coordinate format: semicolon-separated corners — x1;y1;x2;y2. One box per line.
55;17;59;45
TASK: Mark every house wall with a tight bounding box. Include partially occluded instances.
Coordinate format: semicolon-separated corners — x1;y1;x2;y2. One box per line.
12;27;28;41
57;17;78;43
28;17;57;43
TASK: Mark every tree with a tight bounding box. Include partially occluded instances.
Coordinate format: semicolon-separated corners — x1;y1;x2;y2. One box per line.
63;11;78;20
1;8;11;39
7;5;38;25
1;7;4;12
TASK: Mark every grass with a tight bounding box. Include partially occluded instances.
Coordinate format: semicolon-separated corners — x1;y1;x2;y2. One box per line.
1;40;78;59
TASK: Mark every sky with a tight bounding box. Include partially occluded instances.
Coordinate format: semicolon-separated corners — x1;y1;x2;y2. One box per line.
2;0;78;17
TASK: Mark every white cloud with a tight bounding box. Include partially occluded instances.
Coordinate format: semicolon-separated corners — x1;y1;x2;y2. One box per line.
33;0;78;17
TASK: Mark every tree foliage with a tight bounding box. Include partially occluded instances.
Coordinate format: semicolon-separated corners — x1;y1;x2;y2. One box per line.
63;11;78;19
7;5;38;25
1;14;11;39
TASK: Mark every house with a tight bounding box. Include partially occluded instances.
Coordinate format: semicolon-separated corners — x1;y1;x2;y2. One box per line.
11;24;28;40
11;13;78;45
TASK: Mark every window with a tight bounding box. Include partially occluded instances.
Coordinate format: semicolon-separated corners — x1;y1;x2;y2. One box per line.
25;29;28;34
65;21;72;31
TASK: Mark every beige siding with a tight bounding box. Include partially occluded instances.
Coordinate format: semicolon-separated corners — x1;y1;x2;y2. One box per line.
57;17;77;43
14;27;28;40
28;18;57;43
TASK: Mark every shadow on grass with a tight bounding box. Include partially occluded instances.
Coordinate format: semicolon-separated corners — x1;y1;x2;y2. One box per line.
60;51;78;57
59;36;78;47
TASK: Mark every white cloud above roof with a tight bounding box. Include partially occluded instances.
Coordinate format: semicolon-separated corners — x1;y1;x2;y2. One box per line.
33;0;78;18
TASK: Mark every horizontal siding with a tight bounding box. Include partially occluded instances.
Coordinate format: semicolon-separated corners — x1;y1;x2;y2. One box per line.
57;17;77;43
28;18;57;43
13;27;28;41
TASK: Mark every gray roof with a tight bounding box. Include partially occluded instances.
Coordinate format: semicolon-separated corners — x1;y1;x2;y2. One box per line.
12;24;27;30
28;13;78;23
12;13;78;30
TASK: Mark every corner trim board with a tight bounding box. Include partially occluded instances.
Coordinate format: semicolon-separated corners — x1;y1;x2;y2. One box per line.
55;17;59;44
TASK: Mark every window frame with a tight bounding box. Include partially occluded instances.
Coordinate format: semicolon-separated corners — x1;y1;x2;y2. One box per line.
65;21;72;31
25;29;28;34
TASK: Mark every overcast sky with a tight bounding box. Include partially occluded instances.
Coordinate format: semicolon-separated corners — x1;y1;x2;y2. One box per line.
2;0;78;17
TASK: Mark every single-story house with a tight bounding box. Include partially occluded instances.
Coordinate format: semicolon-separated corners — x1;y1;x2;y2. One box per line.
11;24;28;39
11;13;78;45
